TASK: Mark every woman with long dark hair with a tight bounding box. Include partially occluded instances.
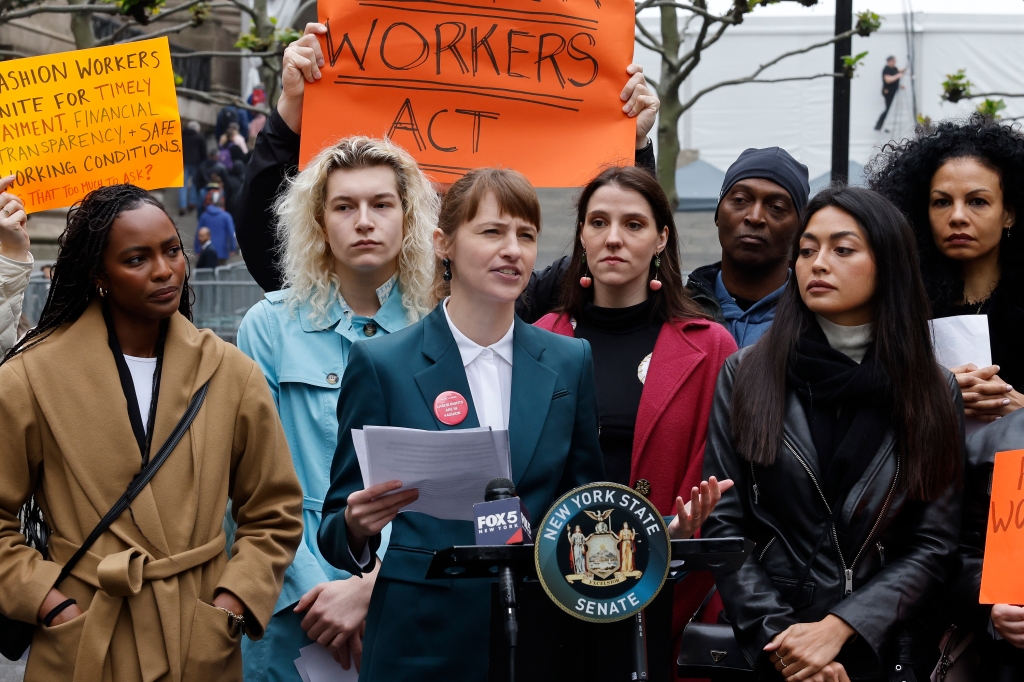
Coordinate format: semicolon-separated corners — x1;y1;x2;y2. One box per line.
534;165;737;655
868;115;1024;421
702;186;963;682
0;185;303;682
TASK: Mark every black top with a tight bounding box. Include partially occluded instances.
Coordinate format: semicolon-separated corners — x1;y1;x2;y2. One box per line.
573;298;661;486
882;65;899;93
235;109;656;322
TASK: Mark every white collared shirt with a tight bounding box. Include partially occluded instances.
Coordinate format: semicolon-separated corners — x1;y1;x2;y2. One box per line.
443;298;514;430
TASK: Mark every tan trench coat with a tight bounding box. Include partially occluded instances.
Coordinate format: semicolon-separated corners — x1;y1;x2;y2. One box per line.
0;300;304;682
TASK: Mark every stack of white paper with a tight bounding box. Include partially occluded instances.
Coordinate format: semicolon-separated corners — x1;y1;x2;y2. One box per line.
352;426;512;521
929;315;992;370
293;643;358;682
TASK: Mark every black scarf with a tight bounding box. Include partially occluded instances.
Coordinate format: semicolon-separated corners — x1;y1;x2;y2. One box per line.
786;321;891;506
103;303;168;464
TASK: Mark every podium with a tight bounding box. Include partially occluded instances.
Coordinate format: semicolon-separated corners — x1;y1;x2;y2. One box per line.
427;537;753;682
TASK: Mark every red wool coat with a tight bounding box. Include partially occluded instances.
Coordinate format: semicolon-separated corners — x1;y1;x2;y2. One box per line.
534;312;737;677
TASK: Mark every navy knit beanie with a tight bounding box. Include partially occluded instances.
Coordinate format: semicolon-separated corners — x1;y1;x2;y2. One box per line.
715;147;810;220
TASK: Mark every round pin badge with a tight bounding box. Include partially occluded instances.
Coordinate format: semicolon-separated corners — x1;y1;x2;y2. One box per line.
534;482;670;623
433;390;468;425
637;352;653;385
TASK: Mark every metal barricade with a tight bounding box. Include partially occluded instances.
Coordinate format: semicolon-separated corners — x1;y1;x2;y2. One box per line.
21;265;266;345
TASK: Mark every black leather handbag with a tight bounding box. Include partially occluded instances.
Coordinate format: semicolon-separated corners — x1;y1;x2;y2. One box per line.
677;586;757;681
0;382;209;661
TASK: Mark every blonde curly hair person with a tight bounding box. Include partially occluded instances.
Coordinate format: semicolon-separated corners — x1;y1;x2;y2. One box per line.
274;136;438;325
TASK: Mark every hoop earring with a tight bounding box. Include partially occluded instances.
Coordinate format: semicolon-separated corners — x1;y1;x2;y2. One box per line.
442;257;452;282
579;251;592;288
649;253;662;291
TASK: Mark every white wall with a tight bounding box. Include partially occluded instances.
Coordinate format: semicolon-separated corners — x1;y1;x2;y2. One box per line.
635;3;1024;177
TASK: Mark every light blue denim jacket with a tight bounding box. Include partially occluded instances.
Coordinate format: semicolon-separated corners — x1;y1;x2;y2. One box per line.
236;282;409;616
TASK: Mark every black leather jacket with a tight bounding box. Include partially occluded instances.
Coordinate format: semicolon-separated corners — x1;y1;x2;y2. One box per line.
702;348;964;680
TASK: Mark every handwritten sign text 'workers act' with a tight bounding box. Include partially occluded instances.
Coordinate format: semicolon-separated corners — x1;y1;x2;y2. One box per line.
300;0;636;185
0;38;182;213
980;449;1024;604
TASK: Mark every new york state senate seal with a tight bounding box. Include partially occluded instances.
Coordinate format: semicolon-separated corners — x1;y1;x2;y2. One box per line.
534;482;670;623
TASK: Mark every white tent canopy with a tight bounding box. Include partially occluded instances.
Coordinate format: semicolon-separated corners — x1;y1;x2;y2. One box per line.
635;0;1024;185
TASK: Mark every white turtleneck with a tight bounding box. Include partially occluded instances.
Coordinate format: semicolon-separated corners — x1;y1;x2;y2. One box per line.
815;314;874;364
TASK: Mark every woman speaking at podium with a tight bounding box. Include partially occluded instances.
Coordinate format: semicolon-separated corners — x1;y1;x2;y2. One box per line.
317;168;606;681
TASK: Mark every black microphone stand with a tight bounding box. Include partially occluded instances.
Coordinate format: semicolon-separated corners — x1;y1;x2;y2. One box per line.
485;479;519;682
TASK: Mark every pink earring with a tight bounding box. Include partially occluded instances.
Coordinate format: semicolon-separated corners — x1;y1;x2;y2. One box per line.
649;254;662;291
580;251;592;288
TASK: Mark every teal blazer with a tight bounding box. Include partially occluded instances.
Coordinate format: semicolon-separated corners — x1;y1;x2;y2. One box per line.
318;303;605;681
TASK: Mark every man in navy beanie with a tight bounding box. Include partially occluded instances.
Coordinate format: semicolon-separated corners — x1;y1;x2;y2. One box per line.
685;147;810;347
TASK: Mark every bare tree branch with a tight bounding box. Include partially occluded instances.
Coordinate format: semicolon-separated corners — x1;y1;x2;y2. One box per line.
635;20;663;52
116;19;197;43
968;92;1024;99
172;49;280;58
682;72;842;114
149;0;210;22
634;33;667;58
678;15;729;65
668;13;710;91
638;0;738;24
177;86;270;115
0;3;119;22
220;0;259;22
743;27;859;81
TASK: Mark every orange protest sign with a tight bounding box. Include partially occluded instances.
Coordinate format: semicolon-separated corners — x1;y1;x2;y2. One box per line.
0;38;182;213
300;0;636;186
980;449;1024;604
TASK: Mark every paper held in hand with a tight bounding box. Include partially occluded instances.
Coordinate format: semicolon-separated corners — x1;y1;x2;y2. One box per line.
352;426;512;521
929;315;992;369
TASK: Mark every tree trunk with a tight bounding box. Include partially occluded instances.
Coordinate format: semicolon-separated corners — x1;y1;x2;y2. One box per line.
252;0;278;103
656;5;681;208
68;0;96;49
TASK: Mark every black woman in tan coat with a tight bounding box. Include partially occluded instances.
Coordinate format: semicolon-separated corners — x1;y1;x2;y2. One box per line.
0;184;304;682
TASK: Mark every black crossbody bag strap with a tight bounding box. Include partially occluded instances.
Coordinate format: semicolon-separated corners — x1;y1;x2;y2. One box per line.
52;381;210;588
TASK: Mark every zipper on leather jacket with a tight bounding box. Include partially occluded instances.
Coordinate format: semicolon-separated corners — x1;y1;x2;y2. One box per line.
759;536;776;561
784;438;900;597
850;455;900;573
750;461;760;504
784;438;851;594
876;541;886;567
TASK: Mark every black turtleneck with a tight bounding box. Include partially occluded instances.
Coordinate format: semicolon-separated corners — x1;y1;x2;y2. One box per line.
573;298;662;486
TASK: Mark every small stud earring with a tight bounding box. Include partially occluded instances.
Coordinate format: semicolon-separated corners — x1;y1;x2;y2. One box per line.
97;286;107;297
442;257;452;282
579;251;592;288
649;254;662;291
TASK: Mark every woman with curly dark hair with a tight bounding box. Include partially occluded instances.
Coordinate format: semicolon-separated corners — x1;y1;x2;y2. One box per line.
867;114;1024;422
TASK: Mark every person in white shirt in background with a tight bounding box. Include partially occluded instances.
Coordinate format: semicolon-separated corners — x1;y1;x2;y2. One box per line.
0;175;32;356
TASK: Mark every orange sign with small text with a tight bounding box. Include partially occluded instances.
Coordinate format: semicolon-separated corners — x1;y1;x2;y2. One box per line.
0;37;182;213
980;449;1024;604
300;0;636;186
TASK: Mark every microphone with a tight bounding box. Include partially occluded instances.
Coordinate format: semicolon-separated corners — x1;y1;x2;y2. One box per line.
474;477;532;545
475;477;528;681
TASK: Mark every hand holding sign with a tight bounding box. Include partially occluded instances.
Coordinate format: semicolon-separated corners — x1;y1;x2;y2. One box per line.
0;175;30;262
300;0;638;185
980;450;1024;606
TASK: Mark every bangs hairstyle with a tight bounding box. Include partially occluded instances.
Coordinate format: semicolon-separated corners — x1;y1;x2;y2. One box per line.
275;136;439;325
730;185;962;501
432;168;541;302
559;165;709;323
